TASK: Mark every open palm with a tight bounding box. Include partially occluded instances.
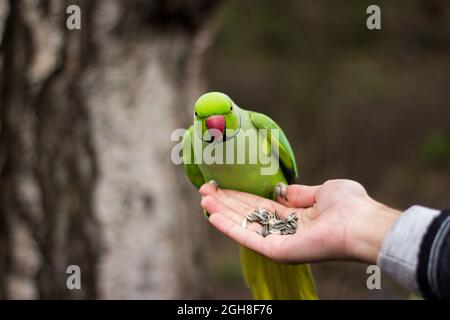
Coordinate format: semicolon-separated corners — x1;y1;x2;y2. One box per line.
200;179;397;264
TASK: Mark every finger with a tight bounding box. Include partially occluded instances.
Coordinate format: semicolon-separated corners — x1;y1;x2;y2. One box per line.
199;182;218;196
217;189;265;217
201;195;242;224
201;187;255;218
200;182;287;217
200;182;294;218
277;184;321;208
209;213;281;258
222;189;289;217
201;196;261;232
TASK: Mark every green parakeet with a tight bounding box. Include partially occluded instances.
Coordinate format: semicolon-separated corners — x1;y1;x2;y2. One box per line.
182;92;317;300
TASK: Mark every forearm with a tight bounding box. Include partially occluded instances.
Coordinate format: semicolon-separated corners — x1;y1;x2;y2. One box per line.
345;198;401;264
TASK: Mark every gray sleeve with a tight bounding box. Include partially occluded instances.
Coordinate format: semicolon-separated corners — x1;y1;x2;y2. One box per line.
377;205;440;295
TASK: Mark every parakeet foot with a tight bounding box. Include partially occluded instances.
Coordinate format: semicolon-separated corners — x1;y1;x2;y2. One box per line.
208;180;219;190
274;182;288;201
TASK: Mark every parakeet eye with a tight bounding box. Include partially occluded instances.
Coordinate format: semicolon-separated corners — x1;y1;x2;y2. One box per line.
230;106;233;111
195;111;198;116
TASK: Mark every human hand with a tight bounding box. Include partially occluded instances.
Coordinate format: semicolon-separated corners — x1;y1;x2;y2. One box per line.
200;179;400;264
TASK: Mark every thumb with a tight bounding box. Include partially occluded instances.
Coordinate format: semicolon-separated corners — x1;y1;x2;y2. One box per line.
277;184;321;208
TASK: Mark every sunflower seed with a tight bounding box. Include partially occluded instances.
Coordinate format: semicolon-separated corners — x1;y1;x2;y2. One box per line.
274;210;280;220
246;209;299;237
261;224;270;237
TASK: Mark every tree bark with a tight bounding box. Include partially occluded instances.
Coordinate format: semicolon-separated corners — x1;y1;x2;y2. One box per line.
0;0;219;299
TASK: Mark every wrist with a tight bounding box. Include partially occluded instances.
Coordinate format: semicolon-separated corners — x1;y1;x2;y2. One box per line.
346;198;401;264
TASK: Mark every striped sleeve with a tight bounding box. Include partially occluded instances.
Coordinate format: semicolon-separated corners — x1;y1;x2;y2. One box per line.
377;205;440;295
417;208;450;299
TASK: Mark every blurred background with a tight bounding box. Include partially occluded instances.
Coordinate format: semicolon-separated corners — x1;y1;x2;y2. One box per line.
0;0;449;299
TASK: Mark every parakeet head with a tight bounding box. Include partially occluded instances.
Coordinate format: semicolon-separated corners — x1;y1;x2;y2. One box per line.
193;92;241;142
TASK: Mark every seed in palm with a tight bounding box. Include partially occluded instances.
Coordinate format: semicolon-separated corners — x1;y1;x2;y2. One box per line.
246;209;298;237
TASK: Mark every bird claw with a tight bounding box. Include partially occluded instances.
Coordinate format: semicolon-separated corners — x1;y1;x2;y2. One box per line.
208;180;219;190
274;182;288;201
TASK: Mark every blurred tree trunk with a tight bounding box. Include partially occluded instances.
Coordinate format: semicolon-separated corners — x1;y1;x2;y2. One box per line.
0;0;219;299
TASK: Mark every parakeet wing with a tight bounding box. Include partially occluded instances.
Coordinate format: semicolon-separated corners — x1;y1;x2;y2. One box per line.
182;126;205;189
249;112;299;184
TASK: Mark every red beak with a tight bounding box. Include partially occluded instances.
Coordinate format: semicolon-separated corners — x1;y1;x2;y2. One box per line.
205;115;225;140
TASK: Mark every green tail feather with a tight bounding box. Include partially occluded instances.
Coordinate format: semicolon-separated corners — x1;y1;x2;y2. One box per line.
240;247;317;300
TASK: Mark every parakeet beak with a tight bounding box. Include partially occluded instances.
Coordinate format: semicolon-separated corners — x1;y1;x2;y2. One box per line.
205;115;225;141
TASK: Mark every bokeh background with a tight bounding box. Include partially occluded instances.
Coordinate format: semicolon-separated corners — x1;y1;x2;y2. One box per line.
0;0;449;299
203;0;450;299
